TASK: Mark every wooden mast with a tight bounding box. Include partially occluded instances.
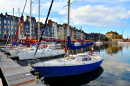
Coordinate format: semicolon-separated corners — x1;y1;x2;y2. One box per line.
66;0;70;59
30;0;32;41
38;0;40;40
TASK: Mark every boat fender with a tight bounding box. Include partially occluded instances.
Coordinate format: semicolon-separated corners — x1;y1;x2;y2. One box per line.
88;51;92;55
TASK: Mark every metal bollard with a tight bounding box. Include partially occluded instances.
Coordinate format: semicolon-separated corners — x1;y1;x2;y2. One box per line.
35;72;39;84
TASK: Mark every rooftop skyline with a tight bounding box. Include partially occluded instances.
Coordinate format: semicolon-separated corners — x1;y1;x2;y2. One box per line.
1;0;130;38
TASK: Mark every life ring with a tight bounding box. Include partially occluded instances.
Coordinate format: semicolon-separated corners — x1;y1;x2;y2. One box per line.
63;47;66;51
88;51;92;55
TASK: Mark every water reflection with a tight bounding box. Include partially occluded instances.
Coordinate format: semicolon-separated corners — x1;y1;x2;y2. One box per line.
70;43;127;56
44;66;104;86
104;43;123;55
70;44;105;55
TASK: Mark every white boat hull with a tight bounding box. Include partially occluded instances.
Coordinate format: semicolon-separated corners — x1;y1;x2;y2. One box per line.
96;42;103;44
18;49;65;60
118;42;130;44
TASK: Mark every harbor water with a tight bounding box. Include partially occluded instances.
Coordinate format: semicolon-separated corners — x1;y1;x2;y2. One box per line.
16;43;130;86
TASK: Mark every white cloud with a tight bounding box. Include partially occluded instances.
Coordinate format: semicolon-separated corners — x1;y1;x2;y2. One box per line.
40;1;67;15
68;5;130;27
1;0;130;27
0;0;30;14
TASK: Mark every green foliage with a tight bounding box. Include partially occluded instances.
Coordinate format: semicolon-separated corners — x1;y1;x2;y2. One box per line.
115;31;119;35
104;37;108;41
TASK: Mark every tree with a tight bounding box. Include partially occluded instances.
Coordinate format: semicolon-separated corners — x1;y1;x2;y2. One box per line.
115;31;119;35
104;37;108;41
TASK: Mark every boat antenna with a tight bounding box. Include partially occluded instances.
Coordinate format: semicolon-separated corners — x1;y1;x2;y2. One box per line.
34;0;54;57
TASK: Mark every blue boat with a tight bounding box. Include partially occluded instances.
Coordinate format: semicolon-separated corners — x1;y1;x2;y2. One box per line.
32;56;103;77
32;0;104;77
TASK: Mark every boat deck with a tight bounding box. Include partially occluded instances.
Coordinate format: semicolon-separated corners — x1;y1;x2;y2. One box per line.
0;51;44;86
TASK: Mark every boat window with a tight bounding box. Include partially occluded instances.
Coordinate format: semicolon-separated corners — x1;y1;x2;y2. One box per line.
82;58;91;61
69;56;75;60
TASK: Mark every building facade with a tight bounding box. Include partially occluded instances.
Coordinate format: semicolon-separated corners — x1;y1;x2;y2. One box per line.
0;13;19;42
105;31;122;42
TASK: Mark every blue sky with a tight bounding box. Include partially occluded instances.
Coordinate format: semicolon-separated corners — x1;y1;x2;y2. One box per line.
1;0;130;38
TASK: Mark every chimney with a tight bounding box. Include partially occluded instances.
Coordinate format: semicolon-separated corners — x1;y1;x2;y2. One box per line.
0;13;3;16
5;12;8;15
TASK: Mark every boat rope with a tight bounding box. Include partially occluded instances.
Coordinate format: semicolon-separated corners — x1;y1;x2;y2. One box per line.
11;0;27;49
34;0;54;58
40;49;53;60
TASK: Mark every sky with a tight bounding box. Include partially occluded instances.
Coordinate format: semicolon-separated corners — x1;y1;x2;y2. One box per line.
0;0;130;38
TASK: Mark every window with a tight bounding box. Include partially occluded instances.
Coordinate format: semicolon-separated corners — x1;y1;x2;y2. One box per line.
6;16;8;18
4;25;7;28
11;21;13;25
0;21;1;24
8;20;10;25
11;26;13;30
15;22;17;25
4;20;6;24
15;27;17;30
4;31;6;34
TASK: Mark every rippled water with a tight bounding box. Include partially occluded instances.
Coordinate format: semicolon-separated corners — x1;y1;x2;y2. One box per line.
18;43;130;86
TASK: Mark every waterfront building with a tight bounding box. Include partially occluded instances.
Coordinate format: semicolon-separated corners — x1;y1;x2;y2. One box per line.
76;29;80;40
85;32;105;41
48;19;57;40
112;35;123;42
36;22;44;39
19;16;26;41
25;16;36;40
83;31;86;40
106;31;122;42
0;13;20;43
71;27;76;41
36;22;54;41
24;21;30;40
100;33;105;41
62;24;67;41
79;30;83;40
0;12;107;43
57;24;65;40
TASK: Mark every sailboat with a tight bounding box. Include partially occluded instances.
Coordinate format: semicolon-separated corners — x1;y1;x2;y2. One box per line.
31;0;104;77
